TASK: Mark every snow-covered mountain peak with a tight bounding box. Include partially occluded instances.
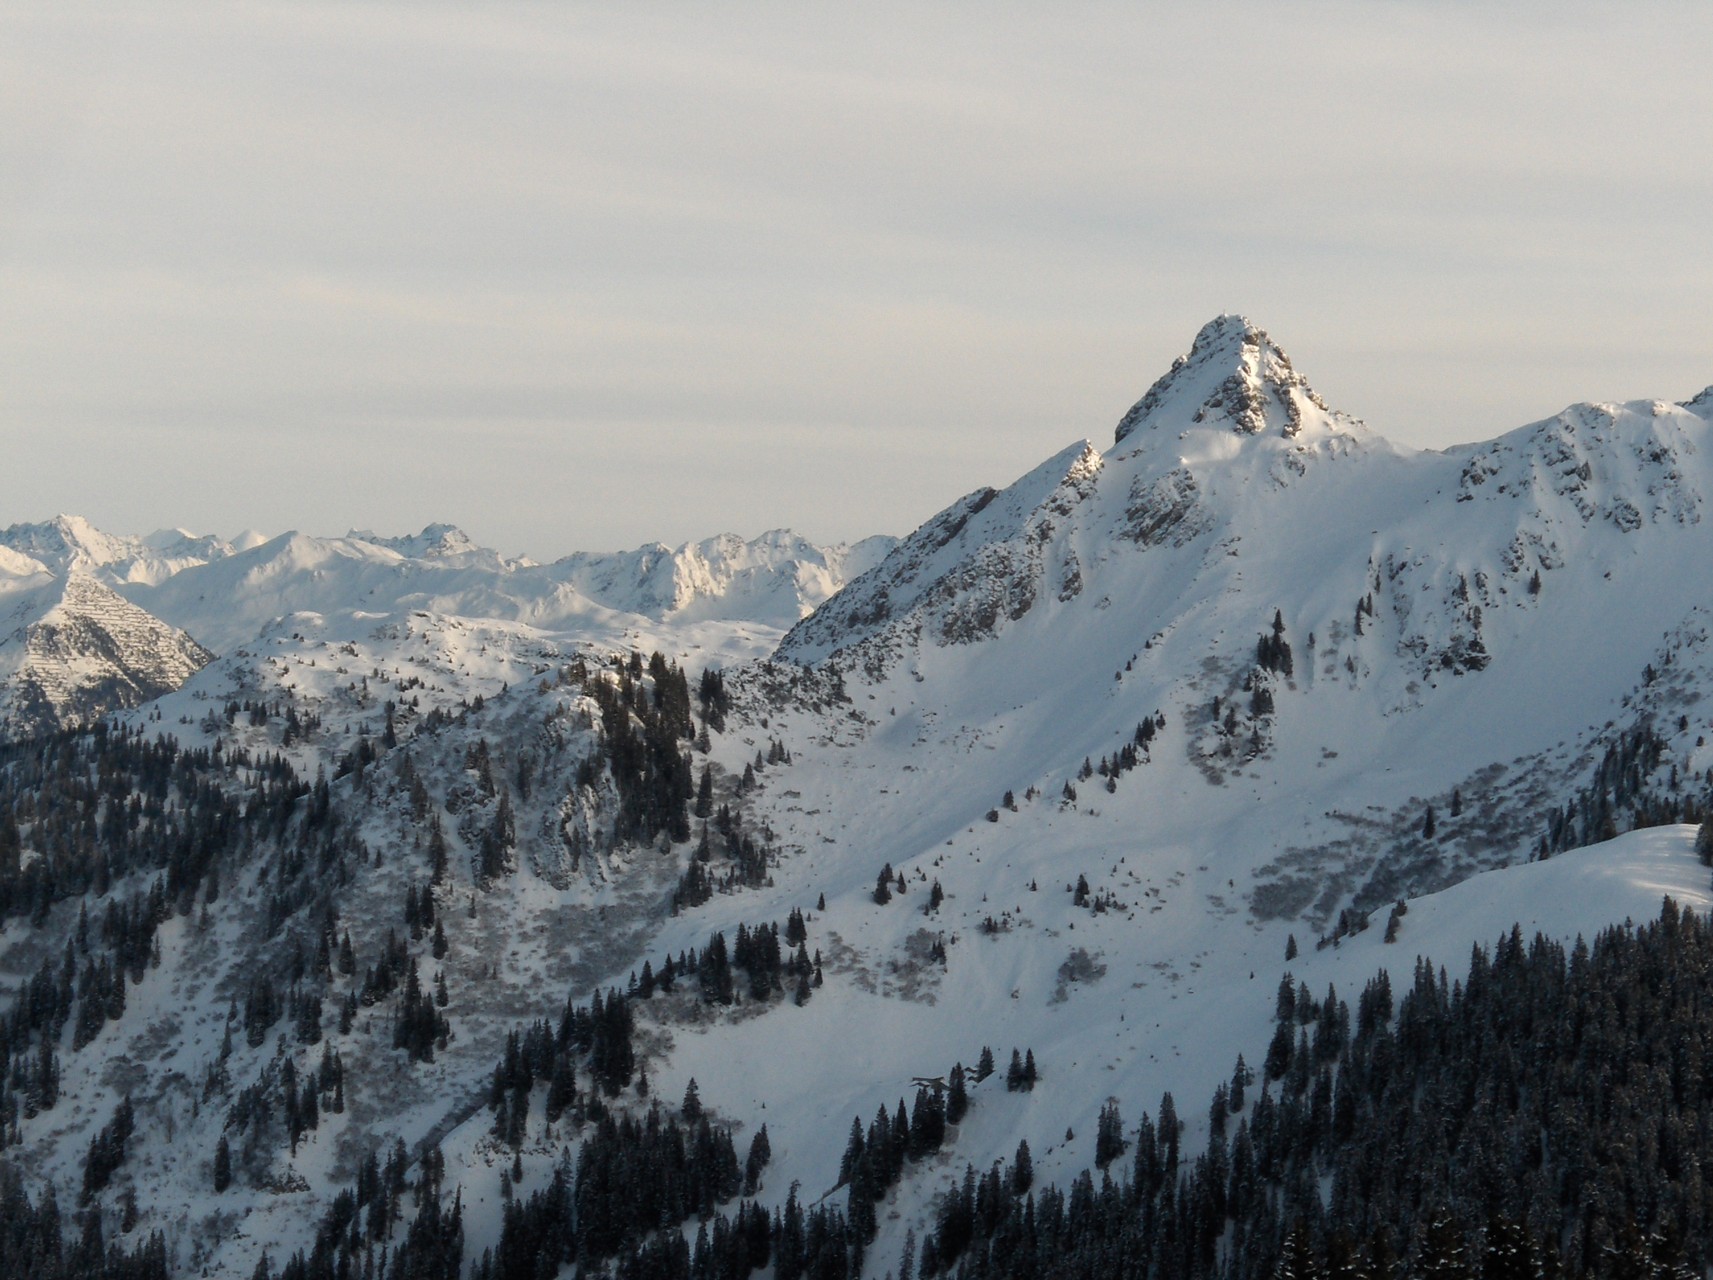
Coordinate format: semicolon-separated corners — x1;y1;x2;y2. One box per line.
0;514;247;585
347;522;486;560
1113;315;1368;450
1682;385;1713;416
0;513;137;574
0;544;51;582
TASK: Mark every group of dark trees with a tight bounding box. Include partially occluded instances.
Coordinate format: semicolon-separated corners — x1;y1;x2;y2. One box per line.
225;1035;347;1166
1073;716;1164;796
256;1138;461;1280
1257;610;1295;679
697;668;731;735
673;802;775;912
476;1105;771;1278
583;653;696;849
486;916;821;1151
0;1164;168;1280
79;1096;135;1204
477;1166;853;1280
0;724;322;926
918;899;1713;1280
0;724;374;1156
839;1062;976;1247
1003;1048;1039;1092
1540;724;1713;857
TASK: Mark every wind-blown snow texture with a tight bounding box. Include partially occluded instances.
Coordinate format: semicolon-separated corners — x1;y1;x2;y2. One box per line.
3;316;1713;1276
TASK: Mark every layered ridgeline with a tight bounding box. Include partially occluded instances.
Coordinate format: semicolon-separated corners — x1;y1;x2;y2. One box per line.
2;318;1713;1280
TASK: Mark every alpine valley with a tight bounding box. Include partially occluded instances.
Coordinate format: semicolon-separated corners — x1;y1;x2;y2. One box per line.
6;317;1713;1280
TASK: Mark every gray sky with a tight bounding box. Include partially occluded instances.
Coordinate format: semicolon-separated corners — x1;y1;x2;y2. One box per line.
3;3;1710;558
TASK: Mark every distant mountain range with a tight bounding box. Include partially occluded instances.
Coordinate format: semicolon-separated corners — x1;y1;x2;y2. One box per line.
0;517;896;734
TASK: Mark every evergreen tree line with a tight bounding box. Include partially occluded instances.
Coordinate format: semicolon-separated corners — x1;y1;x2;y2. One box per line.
0;721;371;1150
78;1095;135;1204
641;922;823;1008
0;1163;168;1280
487;1105;767;1273
478;1171;860;1280
255;1139;462;1280
1073;714;1164;798
917;898;1713;1280
487;914;824;1146
0;723;318;925
1541;726;1713;856
838;1064;971;1248
487;1048;990;1280
223;1039;347;1170
1540;724;1713;857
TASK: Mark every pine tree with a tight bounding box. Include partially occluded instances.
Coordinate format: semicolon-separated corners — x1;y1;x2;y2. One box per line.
1276;1221;1317;1280
1095;1099;1125;1167
946;1064;968;1124
682;1077;703;1121
744;1125;771;1195
1011;1138;1033;1193
1417;1207;1473;1280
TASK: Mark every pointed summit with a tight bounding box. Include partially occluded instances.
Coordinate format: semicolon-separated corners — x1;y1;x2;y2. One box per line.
1114;315;1359;446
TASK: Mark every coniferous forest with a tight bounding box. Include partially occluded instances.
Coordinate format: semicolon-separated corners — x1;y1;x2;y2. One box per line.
251;894;1713;1280
218;890;1713;1280
918;901;1713;1280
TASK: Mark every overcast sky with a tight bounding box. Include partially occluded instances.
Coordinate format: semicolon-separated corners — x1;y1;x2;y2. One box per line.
3;3;1710;558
